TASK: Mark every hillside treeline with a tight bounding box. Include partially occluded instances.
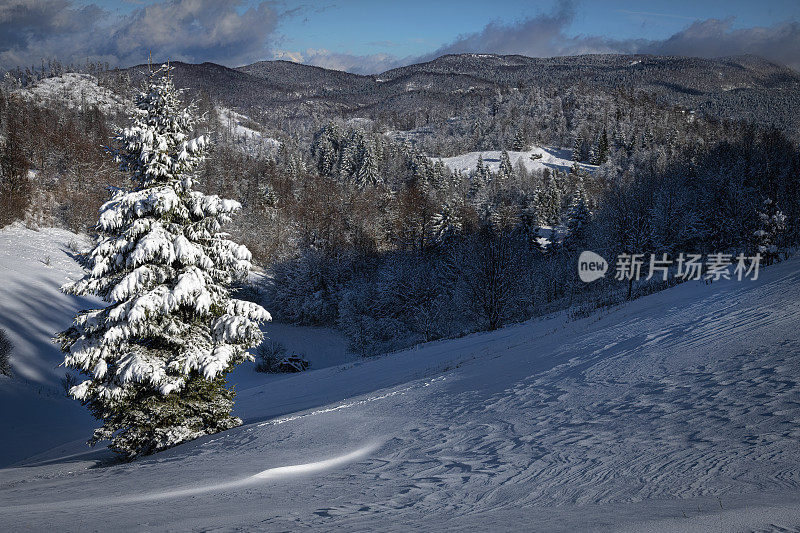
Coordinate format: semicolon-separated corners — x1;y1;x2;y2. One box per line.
0;77;798;355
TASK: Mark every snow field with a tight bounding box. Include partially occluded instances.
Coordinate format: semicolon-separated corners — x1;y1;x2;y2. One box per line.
1;224;799;530
435;146;597;175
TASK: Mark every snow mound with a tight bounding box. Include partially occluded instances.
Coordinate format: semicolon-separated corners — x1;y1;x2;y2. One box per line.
15;74;132;115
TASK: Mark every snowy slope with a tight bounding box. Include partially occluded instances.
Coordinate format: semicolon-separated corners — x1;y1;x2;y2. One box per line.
435;146;597;175
0;224;353;466
14;73;133;115
14;76;279;158
215;107;280;156
0;224;101;465
0;223;97;389
1;226;800;531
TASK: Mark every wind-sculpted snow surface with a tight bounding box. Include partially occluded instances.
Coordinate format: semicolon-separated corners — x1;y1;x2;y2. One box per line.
2;245;800;530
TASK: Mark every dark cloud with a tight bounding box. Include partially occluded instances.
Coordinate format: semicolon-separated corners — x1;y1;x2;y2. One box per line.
110;0;279;66
0;0;110;67
0;0;280;70
417;0;588;60
0;1;103;49
271;1;588;74
273;1;592;74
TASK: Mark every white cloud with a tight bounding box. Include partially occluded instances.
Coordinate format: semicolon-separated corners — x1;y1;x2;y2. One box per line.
272;48;409;73
290;0;800;73
649;18;800;69
1;0;798;74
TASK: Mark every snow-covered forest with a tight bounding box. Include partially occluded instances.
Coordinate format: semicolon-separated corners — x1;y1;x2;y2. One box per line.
3;58;799;355
1;47;800;532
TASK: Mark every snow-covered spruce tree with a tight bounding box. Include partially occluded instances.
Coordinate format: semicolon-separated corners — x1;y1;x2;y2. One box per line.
754;198;787;266
563;179;591;252
498;150;513;182
56;65;271;460
572;133;584;162
535;172;563;227
356;140;380;187
594;127;609;165
430;198;464;245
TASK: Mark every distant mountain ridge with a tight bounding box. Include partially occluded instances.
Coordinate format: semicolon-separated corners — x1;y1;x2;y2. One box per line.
105;53;800;136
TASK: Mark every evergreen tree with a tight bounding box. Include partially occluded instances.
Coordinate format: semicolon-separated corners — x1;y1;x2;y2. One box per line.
754;198;787;265
475;153;485;181
56;65;271;460
512;130;526;151
356;140;379;187
498;150;513;182
563;179;591;251
432;159;446;190
594;127;609;165
411;152;434;192
469;154;485;197
478;153;492;186
572;133;584;162
430;199;463;244
339;136;359;180
315;134;336;176
536;171;563;227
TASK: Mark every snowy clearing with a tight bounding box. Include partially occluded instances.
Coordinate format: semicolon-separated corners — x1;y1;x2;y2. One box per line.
1;225;799;531
435;146;598;175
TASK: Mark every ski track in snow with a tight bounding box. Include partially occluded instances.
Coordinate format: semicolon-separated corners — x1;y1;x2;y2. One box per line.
1;224;800;530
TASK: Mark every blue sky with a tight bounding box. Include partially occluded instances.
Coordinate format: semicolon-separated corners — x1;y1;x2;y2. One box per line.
2;0;799;73
267;0;800;57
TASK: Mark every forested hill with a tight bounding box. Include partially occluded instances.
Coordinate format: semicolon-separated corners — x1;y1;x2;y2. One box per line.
102;53;800;137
